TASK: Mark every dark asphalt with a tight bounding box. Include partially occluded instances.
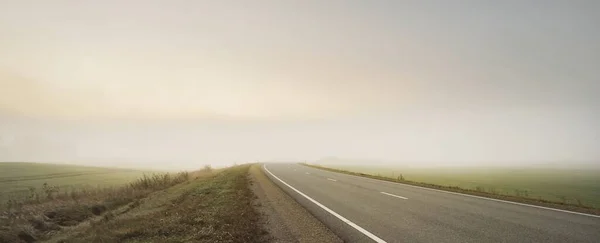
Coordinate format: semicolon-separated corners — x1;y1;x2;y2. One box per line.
262;163;600;243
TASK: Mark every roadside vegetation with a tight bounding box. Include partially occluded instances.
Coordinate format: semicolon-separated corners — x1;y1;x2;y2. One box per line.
302;163;600;216
0;163;266;243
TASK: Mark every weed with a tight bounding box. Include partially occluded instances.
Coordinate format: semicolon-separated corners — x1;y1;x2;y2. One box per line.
514;189;530;197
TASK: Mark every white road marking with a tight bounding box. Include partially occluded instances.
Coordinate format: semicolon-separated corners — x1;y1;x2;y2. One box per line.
327;178;337;182
263;165;386;243
310;166;600;219
380;192;408;200
305;172;310;175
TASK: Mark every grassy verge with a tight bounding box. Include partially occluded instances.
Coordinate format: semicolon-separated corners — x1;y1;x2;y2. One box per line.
0;166;230;242
57;164;265;242
0;164;267;243
301;163;600;216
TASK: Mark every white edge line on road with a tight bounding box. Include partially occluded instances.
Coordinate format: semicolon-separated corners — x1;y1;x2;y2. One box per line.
309;166;600;219
263;164;386;243
380;192;408;200
327;178;337;182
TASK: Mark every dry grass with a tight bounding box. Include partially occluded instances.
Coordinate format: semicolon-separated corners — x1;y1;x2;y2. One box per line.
0;171;193;243
302;163;600;216
54;164;266;243
0;164;266;243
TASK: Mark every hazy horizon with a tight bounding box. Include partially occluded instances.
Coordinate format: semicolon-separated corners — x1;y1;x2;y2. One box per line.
1;1;599;170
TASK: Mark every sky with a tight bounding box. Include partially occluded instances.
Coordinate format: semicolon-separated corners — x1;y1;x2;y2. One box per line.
1;1;599;170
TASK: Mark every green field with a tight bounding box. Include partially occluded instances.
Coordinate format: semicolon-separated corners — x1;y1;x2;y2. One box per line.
323;164;600;208
0;162;156;202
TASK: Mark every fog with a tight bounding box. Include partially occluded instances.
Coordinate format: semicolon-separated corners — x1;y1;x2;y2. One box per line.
1;1;599;170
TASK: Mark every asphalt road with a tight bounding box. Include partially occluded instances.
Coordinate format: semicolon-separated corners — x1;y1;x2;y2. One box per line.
262;163;600;243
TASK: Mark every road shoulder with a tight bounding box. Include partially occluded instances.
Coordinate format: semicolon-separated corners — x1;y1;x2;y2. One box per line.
249;164;343;243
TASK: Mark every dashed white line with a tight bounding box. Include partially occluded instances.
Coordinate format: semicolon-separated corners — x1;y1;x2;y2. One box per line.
316;166;600;219
305;172;310;175
327;178;337;182
380;192;408;200
263;165;386;243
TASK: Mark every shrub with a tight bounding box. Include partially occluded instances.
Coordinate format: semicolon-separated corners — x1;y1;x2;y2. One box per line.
201;165;213;172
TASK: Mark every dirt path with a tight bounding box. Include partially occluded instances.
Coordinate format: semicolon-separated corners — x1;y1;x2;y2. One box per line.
249;164;342;243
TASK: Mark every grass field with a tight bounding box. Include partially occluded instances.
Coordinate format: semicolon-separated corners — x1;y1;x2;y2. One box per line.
317;164;600;208
0;162;157;203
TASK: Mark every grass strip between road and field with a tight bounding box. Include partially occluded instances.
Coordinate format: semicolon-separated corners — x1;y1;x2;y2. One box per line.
1;165;267;243
300;163;600;216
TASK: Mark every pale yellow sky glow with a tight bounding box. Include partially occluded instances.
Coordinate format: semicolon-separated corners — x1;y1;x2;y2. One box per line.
0;1;411;120
1;1;599;169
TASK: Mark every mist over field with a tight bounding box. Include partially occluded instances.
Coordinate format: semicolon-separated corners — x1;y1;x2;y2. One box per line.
1;1;599;170
1;111;599;171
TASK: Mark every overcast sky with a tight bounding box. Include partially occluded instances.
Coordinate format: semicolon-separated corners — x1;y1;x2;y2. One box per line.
1;1;599;170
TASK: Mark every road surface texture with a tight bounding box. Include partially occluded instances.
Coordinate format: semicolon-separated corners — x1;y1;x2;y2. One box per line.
249;164;343;243
263;163;600;243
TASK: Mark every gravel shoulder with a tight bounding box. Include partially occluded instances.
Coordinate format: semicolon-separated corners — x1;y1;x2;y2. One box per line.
249;164;343;243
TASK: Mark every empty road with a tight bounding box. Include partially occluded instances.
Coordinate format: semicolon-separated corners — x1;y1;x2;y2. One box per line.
263;163;600;243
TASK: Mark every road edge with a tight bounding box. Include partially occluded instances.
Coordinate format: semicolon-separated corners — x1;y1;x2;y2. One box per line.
301;163;600;217
249;164;343;243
